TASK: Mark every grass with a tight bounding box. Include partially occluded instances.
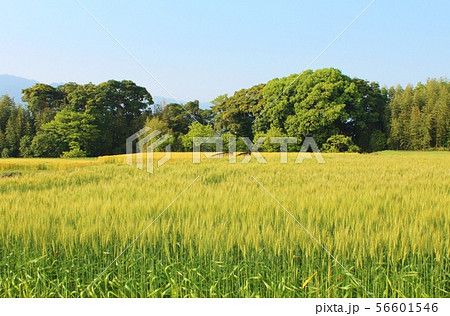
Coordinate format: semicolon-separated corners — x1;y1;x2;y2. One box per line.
0;158;99;171
0;152;449;297
376;150;450;156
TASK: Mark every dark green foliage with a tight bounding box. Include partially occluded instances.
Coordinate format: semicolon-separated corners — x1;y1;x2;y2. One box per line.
212;84;265;138
22;84;64;130
181;122;215;151
0;95;14;132
369;130;387;152
321;135;360;153
214;71;447;152
88;80;153;155
151;100;213;151
2;104;32;157
30;131;64;158
39;109;99;157
2;80;154;157
350;79;389;152
19;135;33;157
61;146;87;158
0;130;4;152
252;68;389;151
388;79;449;150
1;148;9;158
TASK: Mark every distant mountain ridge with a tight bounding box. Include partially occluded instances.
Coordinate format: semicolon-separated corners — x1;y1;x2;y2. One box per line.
0;74;212;109
0;74;38;102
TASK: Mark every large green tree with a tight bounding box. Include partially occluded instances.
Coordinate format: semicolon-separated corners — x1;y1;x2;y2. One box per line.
89;80;153;154
349;79;389;151
32;109;99;157
22;80;154;156
153;100;213;151
256;69;362;147
251;68;390;151
22;84;64;130
212;83;265;138
181;122;215;151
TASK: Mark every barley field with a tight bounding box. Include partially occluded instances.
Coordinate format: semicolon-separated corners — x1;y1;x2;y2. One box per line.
0;152;449;298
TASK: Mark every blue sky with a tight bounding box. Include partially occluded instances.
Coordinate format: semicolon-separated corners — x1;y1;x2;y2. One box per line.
0;0;449;103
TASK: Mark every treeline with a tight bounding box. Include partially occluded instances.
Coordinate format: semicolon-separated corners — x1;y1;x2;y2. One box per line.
0;80;153;158
210;69;448;152
388;81;449;150
0;68;448;158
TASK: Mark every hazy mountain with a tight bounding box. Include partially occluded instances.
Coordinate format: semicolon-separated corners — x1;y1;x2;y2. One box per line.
0;74;212;109
0;74;38;102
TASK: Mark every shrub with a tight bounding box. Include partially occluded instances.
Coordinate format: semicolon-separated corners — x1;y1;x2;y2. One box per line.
61;142;86;158
322;135;360;153
181;122;215;151
61;147;86;158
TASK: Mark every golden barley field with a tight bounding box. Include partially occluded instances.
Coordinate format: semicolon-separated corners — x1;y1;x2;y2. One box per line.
0;152;449;298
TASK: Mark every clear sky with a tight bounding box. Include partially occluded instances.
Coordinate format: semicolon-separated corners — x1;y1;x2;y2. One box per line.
1;0;449;103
